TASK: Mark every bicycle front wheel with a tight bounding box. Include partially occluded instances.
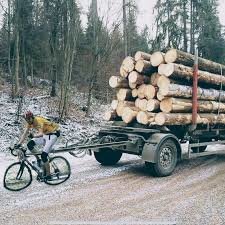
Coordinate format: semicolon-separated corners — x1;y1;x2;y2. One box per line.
44;156;71;185
3;162;32;191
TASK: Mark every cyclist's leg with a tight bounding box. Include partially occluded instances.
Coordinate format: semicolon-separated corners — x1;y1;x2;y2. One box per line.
27;137;45;161
42;134;58;178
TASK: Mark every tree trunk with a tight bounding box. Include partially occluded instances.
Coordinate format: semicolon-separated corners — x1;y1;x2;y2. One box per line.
116;101;135;116
135;59;156;74
150;51;165;67
121;106;139;123
14;28;20;96
137;84;156;100
109;76;129;88
136;111;155;125
128;71;150;85
158;63;225;88
165;49;225;75
150;73;161;86
155;112;201;125
104;110;118;121
135;98;148;111
158;83;225;102
146;99;160;112
121;56;135;73
160;97;225;113
132;88;138;98
134;51;151;61
116;88;133;101
155;112;225;125
123;0;128;57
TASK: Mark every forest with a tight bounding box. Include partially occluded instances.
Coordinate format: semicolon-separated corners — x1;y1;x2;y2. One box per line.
0;0;225;119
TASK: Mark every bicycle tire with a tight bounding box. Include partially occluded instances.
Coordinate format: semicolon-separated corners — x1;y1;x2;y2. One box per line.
44;156;71;185
3;162;32;191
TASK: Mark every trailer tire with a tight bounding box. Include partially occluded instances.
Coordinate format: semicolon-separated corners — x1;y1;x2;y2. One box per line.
145;139;177;177
94;148;122;166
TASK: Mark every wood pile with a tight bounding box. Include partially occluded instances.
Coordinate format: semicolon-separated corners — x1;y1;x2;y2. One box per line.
104;49;225;126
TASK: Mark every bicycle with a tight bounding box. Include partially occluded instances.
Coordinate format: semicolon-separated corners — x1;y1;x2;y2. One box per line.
3;145;71;191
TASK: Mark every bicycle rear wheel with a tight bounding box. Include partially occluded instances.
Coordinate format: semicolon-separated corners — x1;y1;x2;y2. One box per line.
44;156;71;185
3;162;32;191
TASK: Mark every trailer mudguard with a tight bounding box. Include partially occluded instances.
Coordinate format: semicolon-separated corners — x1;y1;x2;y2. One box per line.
142;133;181;163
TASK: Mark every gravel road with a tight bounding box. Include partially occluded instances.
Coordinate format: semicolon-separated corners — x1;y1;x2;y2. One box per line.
1;144;225;225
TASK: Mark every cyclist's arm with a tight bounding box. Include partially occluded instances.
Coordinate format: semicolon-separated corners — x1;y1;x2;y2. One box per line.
18;127;30;145
33;128;43;138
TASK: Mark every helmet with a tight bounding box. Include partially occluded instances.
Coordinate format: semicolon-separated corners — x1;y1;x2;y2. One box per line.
25;111;34;120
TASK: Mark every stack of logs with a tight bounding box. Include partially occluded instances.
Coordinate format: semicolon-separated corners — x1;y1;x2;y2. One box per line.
104;48;225;126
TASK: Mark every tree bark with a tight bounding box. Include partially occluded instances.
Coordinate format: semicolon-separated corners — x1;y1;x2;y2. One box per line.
155;112;225;125
155;112;202;125
150;73;161;86
158;83;225;102
135;59;156;74
165;49;225;75
160;97;225;113
158;63;225;88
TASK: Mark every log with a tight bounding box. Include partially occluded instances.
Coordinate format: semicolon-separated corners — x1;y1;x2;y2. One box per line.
150;51;165;67
136;111;155;125
150;73;161;86
121;106;139;123
155;112;202;125
121;56;135;73
117;88;133;101
116;101;135;116
155;112;225;125
158;83;225;102
165;49;225;75
158;63;225;88
104;110;118;121
111;99;119;110
128;71;150;85
137;84;156;100
135;59;157;74
157;92;165;101
156;75;170;89
109;76;129;88
129;82;137;89
135;98;148;111
132;89;138;98
120;66;129;78
134;51;151;61
160;97;225;113
146;99;160;112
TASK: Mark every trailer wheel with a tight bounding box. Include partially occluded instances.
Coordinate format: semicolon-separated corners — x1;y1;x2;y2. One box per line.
94;148;122;166
145;139;177;177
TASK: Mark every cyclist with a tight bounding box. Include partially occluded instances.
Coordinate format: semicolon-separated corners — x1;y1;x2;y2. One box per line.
16;111;60;180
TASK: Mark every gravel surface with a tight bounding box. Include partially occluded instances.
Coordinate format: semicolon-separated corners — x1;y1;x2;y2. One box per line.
1;144;225;225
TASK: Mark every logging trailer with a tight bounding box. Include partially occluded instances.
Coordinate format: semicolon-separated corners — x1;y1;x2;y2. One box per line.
54;52;225;178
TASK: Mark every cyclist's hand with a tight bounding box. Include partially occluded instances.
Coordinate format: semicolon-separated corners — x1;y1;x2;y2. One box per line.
28;133;34;139
14;143;21;149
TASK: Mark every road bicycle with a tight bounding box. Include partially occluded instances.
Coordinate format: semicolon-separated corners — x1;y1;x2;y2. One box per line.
3;146;71;191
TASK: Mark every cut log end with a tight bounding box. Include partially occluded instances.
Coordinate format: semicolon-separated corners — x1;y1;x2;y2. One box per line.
165;49;178;63
104;111;117;121
151;51;165;67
